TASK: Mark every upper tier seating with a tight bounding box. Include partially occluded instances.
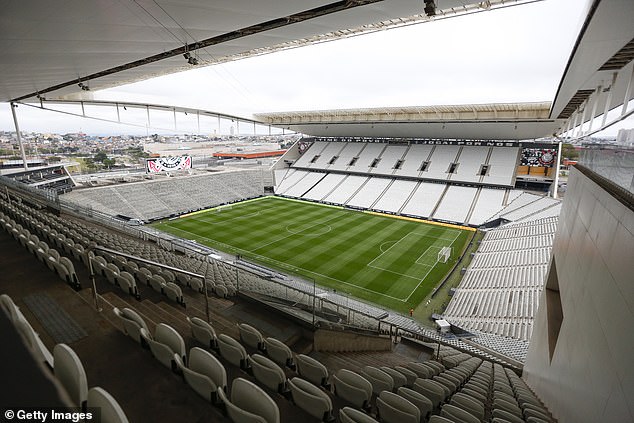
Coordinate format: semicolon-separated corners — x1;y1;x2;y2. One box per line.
291;141;519;187
61;169;264;222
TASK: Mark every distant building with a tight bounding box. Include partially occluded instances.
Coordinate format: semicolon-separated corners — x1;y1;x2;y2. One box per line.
616;128;634;147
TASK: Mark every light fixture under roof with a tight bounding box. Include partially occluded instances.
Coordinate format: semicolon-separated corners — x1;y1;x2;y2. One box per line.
424;0;436;16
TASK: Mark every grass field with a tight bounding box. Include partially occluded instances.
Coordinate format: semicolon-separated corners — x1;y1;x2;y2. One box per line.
152;196;472;311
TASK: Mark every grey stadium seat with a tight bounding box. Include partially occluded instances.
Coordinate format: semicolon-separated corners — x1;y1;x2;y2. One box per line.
117;271;138;297
376;390;420;423
394;366;418;387
238;323;265;350
86;387;129;423
141;323;186;370
407;362;434;379
360;366;394;395
175;347;227;404
413;378;447;408
104;263;120;285
53;344;88;409
250;354;287;393
113;307;149;344
332;369;372;410
218;378;279;423
164;282;184;305
338;407;379;423
288;377;334;422
296;354;329;387
397;386;433;422
218;334;250;370
441;403;480;423
450;392;485;422
149;274;166;294
188;316;218;349
380;367;407;390
264;337;294;369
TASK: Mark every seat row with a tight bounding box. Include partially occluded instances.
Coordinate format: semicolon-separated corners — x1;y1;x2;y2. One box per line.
0;295;129;423
1;213;79;290
113;301;549;423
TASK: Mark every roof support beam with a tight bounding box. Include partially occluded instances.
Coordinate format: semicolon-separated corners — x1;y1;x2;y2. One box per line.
10;0;383;102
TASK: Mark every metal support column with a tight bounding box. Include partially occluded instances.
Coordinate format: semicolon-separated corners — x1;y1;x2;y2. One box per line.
553;141;562;199
602;72;618;127
586;85;601;134
10;102;28;171
312;278;316;327
621;64;634;116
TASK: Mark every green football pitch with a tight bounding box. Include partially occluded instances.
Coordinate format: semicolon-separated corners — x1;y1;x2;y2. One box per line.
152;196;472;311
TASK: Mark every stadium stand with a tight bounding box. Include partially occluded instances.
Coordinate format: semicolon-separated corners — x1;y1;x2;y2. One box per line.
275;169;310;194
61;169;264;222
283;171;326;198
481;147;520;186
323;175;369;204
346;177;392;209
400;181;447;218
372;180;419;214
275;140;539;226
6;164;75;194
442;216;559;350
1;185;566;423
450;146;490;184
432;185;478;223
371;144;408;174
394;144;434;177
292;141;521;188
303;173;348;201
467;188;509;226
420;146;461;180
328;142;367;172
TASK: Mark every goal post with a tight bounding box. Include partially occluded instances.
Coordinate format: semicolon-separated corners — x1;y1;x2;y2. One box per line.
215;204;232;213
437;246;452;263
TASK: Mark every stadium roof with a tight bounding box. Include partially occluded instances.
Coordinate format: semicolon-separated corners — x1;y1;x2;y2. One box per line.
1;0;632;140
255;102;557;139
262;0;634;140
0;0;519;103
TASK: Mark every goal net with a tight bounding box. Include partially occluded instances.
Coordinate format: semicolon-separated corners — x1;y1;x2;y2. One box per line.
215;205;232;213
437;246;452;263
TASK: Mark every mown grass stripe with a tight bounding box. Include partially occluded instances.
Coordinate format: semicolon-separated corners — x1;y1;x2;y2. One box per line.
152;196;470;311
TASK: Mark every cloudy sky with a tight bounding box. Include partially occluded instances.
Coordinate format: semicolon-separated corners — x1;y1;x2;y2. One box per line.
0;0;631;137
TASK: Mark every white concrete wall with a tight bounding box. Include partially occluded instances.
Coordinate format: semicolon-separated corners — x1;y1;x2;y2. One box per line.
523;166;634;423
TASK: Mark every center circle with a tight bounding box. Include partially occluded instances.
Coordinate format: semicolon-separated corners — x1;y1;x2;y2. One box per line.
286;223;332;236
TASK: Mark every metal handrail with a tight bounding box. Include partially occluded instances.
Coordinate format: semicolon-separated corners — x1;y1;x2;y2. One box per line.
85;245;210;322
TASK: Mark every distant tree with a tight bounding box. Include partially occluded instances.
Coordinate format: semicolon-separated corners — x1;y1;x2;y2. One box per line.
102;158;116;169
84;158;97;171
93;150;108;163
561;143;579;162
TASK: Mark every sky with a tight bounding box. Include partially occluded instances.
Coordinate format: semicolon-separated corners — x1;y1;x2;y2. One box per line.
0;0;632;137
